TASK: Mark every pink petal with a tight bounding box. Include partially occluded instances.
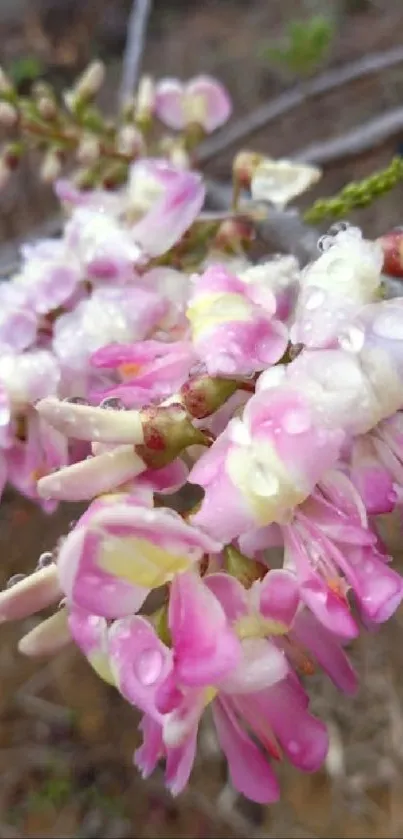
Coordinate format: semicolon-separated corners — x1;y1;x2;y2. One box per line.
57;526;149;619
108;616;173;718
155;79;186;130
132;170;205;258
134;714;163;778
219;637;288;694
246;680;329;772
213;698;280;804
204;572;249;622
169;571;242;686
186;75;232;132
291;609;358;695
165;728;198;796
258;569;300;628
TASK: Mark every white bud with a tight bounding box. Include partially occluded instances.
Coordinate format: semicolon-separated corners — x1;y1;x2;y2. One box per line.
135;75;155;121
40;150;62;184
37;97;57;120
168;144;190;170
0;102;17;127
74;61;105;100
116;124;144;157
76;133;100;165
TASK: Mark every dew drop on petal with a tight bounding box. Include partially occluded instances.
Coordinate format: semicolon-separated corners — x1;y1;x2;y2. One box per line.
339;325;365;353
63;396;88;405
6;573;26;589
328;221;350;235
100;397;126;411
373;311;403;341
135;648;164;686
36;551;54;570
305;289;325;311
282;407;312;435
288;740;300;755
250;464;279;497
317;235;334;253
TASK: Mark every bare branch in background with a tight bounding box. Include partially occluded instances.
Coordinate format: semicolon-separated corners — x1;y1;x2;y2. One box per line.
297;106;403;165
197;45;403;164
119;0;153;107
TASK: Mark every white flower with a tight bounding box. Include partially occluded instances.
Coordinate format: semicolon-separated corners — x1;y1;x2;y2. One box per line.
251;159;322;208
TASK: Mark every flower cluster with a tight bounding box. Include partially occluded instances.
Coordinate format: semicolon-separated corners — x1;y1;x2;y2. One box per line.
1;70;403;806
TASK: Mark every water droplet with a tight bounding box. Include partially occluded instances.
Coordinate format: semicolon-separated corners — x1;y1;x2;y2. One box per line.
135;648;163;686
317;234;334;253
6;573;26;589
63;396;88;405
250;464;279;497
282;407;311;435
288;740;299;754
100;397;126;411
305;289;325;311
328;221;350;235
215;354;237;375
37;551;54;570
373;311;403;341
364;561;374;574
339;325;365;353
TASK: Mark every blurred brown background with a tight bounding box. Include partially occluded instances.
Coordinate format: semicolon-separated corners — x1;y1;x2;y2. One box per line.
2;1;403;836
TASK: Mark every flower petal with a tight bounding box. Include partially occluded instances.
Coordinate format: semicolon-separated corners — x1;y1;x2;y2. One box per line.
213;698;280;804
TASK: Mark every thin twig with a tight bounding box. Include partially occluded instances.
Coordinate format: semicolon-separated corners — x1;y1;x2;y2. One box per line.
119;0;153;108
296;105;403;165
197;45;403;164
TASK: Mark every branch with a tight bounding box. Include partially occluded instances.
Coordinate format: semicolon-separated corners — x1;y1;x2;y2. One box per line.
197;45;403;164
296;106;403;165
119;0;153;107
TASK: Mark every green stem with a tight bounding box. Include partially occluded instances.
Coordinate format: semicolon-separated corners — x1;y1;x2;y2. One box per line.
303;156;403;224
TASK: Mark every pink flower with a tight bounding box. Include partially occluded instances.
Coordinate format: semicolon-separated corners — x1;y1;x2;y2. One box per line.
54;496;221;618
239;256;300;323
187;265;288;376
0;283;37;352
106;571;327;802
243;470;403;636
18;238;82;314
130;163;205;258
90;339;197;407
52;286;167;373
64;207;142;284
155;76;231;133
0;349;65;508
190;381;343;542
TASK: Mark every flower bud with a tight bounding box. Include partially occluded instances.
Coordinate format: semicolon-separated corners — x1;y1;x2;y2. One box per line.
40;149;62;183
0;101;17;127
215;217;255;252
37;96;58;121
138;403;209;468
378;230;403;278
74;60;105;101
76;132;100;165
233;150;265;189
181;375;238;419
135;75;155;123
116;124;144;157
